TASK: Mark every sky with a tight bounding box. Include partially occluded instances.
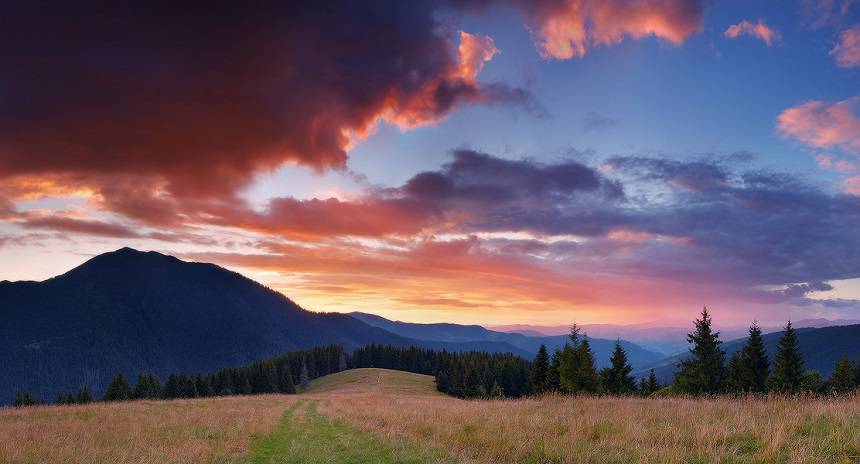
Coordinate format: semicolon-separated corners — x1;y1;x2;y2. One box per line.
2;0;860;327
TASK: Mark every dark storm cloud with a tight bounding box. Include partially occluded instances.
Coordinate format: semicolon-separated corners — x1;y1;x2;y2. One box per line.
0;1;528;199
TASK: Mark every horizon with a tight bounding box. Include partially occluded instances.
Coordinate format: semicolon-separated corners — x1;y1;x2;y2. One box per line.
2;1;860;327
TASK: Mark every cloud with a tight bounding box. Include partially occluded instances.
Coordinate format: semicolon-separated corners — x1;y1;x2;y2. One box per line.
816;153;857;172
19;216;143;239
831;24;860;67
582;112;619;131
777;96;860;155
0;1;528;202
0;0;705;216
802;0;858;29
518;0;706;59
724;19;781;46
845;176;860;195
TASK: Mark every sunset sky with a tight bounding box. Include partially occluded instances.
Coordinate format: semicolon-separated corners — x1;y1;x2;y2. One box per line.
2;1;860;327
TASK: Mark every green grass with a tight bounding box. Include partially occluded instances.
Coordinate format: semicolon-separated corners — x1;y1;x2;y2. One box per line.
243;398;449;464
305;368;442;397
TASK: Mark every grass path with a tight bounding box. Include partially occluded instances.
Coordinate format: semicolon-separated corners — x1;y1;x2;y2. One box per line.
245;398;450;464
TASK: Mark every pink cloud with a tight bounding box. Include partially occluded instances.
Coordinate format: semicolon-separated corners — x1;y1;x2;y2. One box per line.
777;96;860;154
724;19;781;46
816;153;858;171
845;175;860;195
523;0;705;60
831;24;860;67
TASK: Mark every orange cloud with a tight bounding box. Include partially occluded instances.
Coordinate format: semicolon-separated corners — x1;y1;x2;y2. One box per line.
777;96;860;154
831;24;860;67
525;0;705;60
724;19;781;46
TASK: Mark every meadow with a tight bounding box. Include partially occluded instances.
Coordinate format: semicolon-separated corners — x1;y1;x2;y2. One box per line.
2;368;860;463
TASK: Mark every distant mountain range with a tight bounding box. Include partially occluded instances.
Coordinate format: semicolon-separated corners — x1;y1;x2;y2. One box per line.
490;318;860;356
639;324;860;383
349;312;664;370
0;248;660;404
3;247;856;404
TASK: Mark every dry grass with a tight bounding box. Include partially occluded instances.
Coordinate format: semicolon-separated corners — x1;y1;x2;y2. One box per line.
0;394;297;464
307;368;442;397
5;369;860;463
316;371;860;464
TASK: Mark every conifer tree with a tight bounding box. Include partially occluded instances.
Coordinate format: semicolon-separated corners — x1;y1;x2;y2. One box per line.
559;325;601;394
602;340;635;394
829;356;855;393
769;321;804;393
280;364;296;394
647;369;659;394
639;376;648;395
103;373;132;401
299;359;310;391
531;344;550;394
673;307;726;394
133;373;162;399
726;351;744;393
338;352;348;372
546;348;562;392
75;387;93;404
13;391;38;407
739;323;770;393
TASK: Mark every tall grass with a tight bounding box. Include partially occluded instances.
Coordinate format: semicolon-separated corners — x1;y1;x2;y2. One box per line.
0;394;296;464
318;390;860;463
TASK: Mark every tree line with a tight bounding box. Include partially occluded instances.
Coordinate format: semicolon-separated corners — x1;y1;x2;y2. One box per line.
13;308;860;406
14;345;347;406
528;324;661;396
671;307;860;395
351;344;532;398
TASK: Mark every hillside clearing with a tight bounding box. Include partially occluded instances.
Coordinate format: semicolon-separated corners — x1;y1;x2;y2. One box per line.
306;368;442;396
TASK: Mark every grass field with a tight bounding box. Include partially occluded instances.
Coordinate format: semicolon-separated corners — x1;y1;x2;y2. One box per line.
3;368;860;463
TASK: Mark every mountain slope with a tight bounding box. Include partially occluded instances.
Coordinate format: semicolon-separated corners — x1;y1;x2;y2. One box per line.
349;312;664;370
639;325;860;382
0;248;523;403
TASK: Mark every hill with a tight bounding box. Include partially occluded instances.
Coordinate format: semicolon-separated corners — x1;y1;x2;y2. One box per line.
640;325;860;382
305;368;440;396
0;248;523;404
350;312;664;370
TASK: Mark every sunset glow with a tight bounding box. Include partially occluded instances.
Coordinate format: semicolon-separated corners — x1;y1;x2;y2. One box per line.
2;0;860;328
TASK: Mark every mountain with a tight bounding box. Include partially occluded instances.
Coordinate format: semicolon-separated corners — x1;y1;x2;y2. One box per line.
639;325;860;383
0;248;524;404
349;312;664;370
490;318;860;356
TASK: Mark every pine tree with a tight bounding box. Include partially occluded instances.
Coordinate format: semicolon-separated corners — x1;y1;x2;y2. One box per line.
546;348;562;392
638;376;648;395
75;387;93;404
103;373;132;402
673;307;726;394
133;373;162;399
338;352;348;372
647;369;659;394
531;344;550;394
299;359;310;391
739;323;769;393
770;321;805;393
13;391;38;407
602;341;635;395
829;356;855;393
280;364;296;394
726;351;744;393
559;325;601;394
